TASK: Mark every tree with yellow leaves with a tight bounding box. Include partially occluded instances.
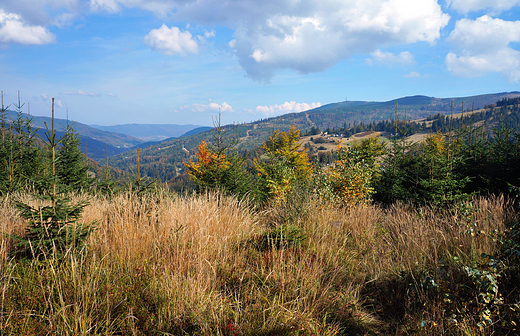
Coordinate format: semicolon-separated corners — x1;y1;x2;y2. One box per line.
255;126;311;204
327;137;385;206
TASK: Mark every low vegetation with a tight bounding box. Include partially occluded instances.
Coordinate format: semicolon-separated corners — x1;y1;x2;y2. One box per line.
2;191;519;335
1;94;520;335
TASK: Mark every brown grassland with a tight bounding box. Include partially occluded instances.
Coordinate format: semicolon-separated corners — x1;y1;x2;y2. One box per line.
1;190;518;335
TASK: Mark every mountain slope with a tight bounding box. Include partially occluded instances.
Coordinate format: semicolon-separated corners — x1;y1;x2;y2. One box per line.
3;111;144;160
107;92;520;183
4;111;143;148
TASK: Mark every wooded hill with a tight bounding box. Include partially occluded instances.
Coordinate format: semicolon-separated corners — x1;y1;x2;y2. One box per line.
1;111;209;160
107;92;520;183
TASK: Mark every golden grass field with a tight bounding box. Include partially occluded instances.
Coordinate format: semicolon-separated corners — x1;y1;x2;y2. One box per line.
0;191;517;335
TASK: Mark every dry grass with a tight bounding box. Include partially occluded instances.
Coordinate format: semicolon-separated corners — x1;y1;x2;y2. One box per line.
0;191;517;335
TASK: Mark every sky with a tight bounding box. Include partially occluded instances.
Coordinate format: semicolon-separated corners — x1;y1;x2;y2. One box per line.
0;0;520;126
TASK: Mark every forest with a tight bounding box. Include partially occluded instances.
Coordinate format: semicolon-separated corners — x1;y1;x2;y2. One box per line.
1;95;520;335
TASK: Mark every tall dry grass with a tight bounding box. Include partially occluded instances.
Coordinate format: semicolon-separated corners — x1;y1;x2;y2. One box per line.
0;191;516;335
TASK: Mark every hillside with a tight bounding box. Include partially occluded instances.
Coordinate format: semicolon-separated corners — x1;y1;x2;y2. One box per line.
3;111;144;160
108;92;520;182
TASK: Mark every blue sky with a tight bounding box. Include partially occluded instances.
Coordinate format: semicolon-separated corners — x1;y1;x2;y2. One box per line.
1;0;519;126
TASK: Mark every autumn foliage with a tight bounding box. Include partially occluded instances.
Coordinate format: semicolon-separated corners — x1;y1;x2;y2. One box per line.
254;126;312;203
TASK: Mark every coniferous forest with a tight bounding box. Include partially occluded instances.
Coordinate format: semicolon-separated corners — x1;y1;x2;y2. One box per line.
1;94;520;335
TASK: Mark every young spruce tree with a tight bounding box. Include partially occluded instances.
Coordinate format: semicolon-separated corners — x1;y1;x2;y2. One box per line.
56;118;92;193
12;99;95;260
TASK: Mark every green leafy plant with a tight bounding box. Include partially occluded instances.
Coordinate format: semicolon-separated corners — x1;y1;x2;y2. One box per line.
254;126;311;204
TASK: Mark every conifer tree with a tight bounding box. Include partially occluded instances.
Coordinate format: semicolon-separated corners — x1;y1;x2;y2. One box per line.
12;99;95;260
185;114;251;198
0;92;46;194
56;119;92;193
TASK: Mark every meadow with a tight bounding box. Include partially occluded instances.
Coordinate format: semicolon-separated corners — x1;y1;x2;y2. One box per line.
2;96;520;335
1;190;518;335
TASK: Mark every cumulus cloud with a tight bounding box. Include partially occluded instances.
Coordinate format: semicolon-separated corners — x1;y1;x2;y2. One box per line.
144;24;198;56
0;9;55;44
179;102;233;113
226;0;448;81
367;50;415;66
447;0;520;14
446;15;520;82
255;101;321;117
86;0;450;82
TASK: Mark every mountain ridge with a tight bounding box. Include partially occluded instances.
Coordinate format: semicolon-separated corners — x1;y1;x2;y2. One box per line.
106;91;520;183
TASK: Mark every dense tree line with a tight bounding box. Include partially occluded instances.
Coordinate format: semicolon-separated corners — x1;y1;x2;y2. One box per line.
183;97;520;208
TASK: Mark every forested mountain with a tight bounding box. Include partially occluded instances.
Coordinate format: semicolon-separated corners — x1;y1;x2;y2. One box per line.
107;92;520;184
2;111;144;160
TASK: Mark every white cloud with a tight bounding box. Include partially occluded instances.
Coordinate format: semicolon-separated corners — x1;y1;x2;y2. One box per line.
61;90;99;97
446;15;520;82
447;0;520;14
255;101;321;117
204;30;215;38
144;24;198;56
40;93;63;107
0;9;55;44
404;71;421;78
180;102;233;113
367;50;415;66
229;0;448;81
86;0;450;82
1;0;81;26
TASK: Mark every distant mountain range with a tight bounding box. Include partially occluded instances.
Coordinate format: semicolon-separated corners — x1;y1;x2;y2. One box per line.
1;111;207;160
4;92;519;175
89;124;206;141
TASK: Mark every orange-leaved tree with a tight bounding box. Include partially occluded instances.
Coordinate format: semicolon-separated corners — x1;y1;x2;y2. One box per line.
184;115;250;198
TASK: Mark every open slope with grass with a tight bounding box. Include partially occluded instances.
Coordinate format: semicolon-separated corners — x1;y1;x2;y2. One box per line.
1;191;518;335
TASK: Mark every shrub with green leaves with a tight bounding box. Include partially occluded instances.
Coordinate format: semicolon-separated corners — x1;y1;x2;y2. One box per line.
254;126;311;204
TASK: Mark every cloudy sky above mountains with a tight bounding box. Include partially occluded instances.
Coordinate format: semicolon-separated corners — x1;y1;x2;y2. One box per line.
0;0;519;126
